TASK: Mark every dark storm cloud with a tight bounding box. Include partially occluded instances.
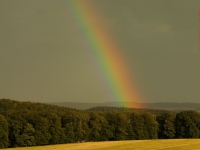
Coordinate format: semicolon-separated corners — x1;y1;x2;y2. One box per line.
0;0;200;103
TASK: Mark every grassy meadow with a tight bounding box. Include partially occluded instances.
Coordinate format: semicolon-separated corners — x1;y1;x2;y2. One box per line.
3;139;200;150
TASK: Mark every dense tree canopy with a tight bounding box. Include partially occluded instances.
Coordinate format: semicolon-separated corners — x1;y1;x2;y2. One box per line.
0;99;200;149
175;110;200;138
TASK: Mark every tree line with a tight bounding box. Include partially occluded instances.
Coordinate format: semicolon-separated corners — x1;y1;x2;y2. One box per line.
0;99;200;148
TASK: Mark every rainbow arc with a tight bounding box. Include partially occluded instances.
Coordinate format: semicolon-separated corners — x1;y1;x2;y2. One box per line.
68;0;144;108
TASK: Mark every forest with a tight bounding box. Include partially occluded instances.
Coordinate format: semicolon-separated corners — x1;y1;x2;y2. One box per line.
0;99;200;148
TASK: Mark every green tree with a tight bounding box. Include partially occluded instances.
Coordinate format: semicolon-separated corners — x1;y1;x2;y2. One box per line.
125;123;136;140
62;123;75;143
15;123;36;146
98;114;113;141
88;112;101;141
129;113;146;139
0;114;9;148
8;115;24;147
25;112;51;145
61;113;76;143
157;113;175;139
88;112;112;141
105;112;128;141
73;112;90;142
142;113;158;139
175;110;200;138
47;113;63;144
8;112;36;147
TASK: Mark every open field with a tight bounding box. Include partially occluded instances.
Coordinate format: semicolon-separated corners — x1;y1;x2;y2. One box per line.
3;139;200;150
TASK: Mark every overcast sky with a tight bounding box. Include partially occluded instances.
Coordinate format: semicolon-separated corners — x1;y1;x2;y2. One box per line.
1;0;200;103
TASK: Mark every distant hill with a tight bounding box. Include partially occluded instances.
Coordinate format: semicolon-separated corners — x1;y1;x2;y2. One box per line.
50;101;200;111
143;102;200;110
87;106;173;115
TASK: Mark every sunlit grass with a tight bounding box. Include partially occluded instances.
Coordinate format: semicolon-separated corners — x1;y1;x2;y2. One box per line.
3;139;200;150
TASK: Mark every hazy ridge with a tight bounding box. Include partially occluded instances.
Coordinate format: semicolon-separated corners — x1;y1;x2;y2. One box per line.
50;101;200;110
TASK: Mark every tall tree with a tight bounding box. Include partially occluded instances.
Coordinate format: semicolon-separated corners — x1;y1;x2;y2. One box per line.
175;110;200;138
0;114;9;148
47;113;63;144
88;112;112;141
129;113;146;140
142;113;158;139
157;113;175;139
15;123;36;147
88;112;101;141
28;113;51;145
105;112;128;141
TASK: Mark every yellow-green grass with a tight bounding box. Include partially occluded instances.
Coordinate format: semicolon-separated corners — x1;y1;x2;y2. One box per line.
3;139;200;150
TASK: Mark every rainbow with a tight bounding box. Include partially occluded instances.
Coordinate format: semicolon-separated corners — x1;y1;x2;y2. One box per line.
67;0;144;108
